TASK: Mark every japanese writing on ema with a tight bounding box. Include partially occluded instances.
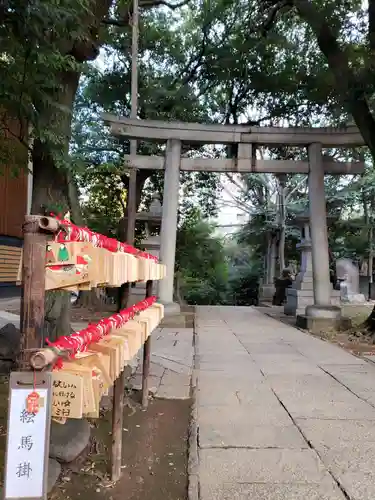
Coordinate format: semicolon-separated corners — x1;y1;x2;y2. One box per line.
4;387;49;499
51;372;83;419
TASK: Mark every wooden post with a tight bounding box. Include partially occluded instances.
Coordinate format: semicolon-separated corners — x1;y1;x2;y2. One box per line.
111;169;137;481
18;216;56;370
111;0;139;479
141;279;153;409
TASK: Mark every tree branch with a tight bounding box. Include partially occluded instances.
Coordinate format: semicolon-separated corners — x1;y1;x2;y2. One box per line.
261;0;375;160
153;0;190;9
103;0;190;27
224;173;250;197
260;0;293;35
293;0;375;156
172;16;211;87
285;177;307;203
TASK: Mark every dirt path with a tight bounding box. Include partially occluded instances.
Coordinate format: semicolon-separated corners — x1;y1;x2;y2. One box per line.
51;393;191;500
257;306;375;357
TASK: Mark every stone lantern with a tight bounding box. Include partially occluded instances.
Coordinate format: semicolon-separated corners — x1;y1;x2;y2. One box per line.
284;211;340;316
294;213;313;290
137;193;163;261
131;194;163;297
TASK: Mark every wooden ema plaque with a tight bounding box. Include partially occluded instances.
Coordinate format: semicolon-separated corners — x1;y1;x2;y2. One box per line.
44;243;165;291
37;302;165;422
51;371;83;419
45;242;94;291
18;240;166;290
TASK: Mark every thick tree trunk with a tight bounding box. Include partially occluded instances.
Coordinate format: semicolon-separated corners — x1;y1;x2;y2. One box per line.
27;0;113;340
31;70;81;341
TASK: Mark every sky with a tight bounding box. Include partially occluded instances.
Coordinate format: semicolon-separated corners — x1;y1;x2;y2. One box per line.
214;175;245;235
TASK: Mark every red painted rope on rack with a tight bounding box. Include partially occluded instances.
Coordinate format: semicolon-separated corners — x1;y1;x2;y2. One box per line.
50;214;158;262
46;295;157;362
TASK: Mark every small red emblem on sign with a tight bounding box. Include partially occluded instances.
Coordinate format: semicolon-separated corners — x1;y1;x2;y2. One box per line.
26;391;40;414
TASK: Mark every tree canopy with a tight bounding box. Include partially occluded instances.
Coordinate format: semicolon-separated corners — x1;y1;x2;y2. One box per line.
2;0;375;311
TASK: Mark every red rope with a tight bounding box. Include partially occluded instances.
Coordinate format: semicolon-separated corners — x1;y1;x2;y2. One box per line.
51;214;158;262
46;295;157;365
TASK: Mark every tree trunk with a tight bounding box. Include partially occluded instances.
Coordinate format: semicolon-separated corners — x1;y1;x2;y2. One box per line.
31;70;81;342
269;236;277;283
116;169;154;310
117;169;153;241
276;176;286;272
279;225;286;271
265;234;272;282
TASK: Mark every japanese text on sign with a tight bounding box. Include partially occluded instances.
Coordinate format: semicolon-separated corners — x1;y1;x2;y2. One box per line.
4;384;50;499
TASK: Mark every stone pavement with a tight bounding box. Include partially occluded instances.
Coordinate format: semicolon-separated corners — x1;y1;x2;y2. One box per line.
130;326;194;399
195;306;375;500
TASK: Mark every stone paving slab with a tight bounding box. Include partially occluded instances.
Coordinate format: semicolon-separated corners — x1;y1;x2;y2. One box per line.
194;306;375;500
130;326;194;399
321;363;375;374
296;418;375;446
152;355;192;376
337;472;375;500
318;442;375;475
161;370;191;386
258;361;325;376
199;421;307;449
270;379;350;398
197;383;273;407
199;482;346;500
157;383;190;399
286;399;375;420
274;389;365;406
128;374;162;393
198;403;296;438
199;448;332;484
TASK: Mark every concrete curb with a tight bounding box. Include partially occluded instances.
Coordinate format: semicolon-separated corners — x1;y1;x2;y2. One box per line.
187;320;199;500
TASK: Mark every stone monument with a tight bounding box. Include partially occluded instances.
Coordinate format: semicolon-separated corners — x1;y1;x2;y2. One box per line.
284;213;340;316
336;258;366;304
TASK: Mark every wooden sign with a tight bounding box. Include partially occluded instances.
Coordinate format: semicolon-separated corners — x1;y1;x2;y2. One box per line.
4;372;52;500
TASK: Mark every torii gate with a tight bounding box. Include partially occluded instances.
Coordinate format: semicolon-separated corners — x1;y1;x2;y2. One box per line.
103;114;364;325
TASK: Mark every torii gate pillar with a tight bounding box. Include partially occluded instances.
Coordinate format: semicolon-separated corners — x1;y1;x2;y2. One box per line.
299;143;341;328
158;139;181;311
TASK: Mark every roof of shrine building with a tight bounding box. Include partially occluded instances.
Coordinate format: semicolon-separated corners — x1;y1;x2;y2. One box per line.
102;114;365;147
